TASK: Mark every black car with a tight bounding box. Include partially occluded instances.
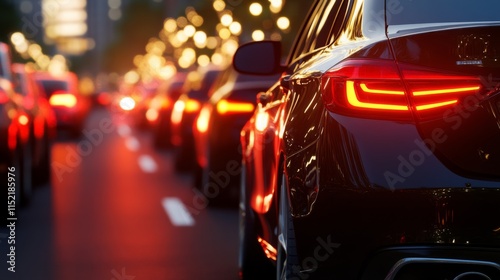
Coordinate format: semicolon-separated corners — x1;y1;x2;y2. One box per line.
170;66;222;171
193;67;280;206
234;0;500;279
0;43;33;208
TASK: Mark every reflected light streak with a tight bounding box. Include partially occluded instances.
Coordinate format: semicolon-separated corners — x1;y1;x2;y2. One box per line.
258;237;277;261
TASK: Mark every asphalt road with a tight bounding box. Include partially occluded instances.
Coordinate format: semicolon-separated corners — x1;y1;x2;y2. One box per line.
0;107;240;280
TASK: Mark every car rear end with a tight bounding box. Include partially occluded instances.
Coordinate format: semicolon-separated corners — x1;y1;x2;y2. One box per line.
35;72;87;135
300;0;500;279
170;68;221;171
195;73;277;170
0;85;12;173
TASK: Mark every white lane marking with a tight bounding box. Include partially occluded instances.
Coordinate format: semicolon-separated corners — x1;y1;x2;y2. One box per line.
162;197;195;226
125;136;140;151
138;155;158;173
117;124;131;137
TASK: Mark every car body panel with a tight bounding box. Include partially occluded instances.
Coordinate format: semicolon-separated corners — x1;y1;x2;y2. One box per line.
35;71;89;133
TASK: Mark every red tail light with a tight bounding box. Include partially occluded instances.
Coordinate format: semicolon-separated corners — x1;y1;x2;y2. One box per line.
0;90;8;104
18;113;29;126
185;99;201;113
49;92;78;108
321;59;483;120
196;106;211;133
216;100;255;114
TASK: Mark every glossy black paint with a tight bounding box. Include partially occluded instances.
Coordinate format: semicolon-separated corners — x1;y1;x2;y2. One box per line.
232;41;283;76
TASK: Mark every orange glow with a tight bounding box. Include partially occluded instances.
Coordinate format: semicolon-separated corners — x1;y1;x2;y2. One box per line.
255;112;269;132
146;108;159;122
34;116;45;139
258;237;277;261
50;93;77;108
216;100;254;114
359;83;404;95
119;96;135;111
171;100;185;125
0;92;8;103
413;86;480;96
346;81;408;111
196;106;211;133
18;114;29;126
185;99;201;113
416;100;458;111
161;98;171;109
8;123;17;150
263;193;274;211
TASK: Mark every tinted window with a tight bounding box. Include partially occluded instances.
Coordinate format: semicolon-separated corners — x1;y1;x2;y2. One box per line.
289;0;348;63
187;70;220;100
388;0;500;25
228;88;270;103
38;80;69;97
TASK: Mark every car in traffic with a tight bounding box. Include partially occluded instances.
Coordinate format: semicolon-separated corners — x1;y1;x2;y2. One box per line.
170;66;222;171
146;72;187;149
35;70;90;137
233;0;500;279
12;63;57;185
0;42;36;207
193;67;280;206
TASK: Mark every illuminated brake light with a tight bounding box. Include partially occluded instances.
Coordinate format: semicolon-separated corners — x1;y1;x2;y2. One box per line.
216;100;255;114
171;100;185;125
146;108;159;122
359;83;404;95
18;114;29;126
413;86;480;96
185;99;201;113
346;81;408;111
50;93;77;108
416;100;458;111
196;106;211;133
322;59;484;120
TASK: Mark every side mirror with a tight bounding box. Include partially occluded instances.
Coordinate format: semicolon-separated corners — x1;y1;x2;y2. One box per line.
233;41;284;75
256;91;273;106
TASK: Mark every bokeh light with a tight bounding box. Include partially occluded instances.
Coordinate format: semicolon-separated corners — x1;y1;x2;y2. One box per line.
213;0;225;12
249;3;263;16
252;30;265;41
277;17;290;30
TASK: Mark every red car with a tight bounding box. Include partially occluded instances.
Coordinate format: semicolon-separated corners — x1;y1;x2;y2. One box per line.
193;67;280;206
170;66;222;171
35;71;90;137
0;43;33;207
146;72;187;149
13;63;57;184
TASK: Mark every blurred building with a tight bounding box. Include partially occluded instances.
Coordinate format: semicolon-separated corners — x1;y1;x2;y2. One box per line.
15;0;167;73
16;0;44;43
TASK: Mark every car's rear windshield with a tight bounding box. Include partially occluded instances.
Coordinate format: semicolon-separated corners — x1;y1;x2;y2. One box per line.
38;80;69;97
387;0;500;25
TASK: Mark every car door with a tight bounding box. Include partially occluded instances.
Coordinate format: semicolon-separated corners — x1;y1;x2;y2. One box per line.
249;0;351;217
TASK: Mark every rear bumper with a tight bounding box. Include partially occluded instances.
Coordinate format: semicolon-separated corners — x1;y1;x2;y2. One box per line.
292;187;500;279
54;110;84;128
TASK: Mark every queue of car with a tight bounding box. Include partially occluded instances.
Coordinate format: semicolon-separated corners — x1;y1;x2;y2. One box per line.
126;0;500;279
3;0;498;278
1;41;90;218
